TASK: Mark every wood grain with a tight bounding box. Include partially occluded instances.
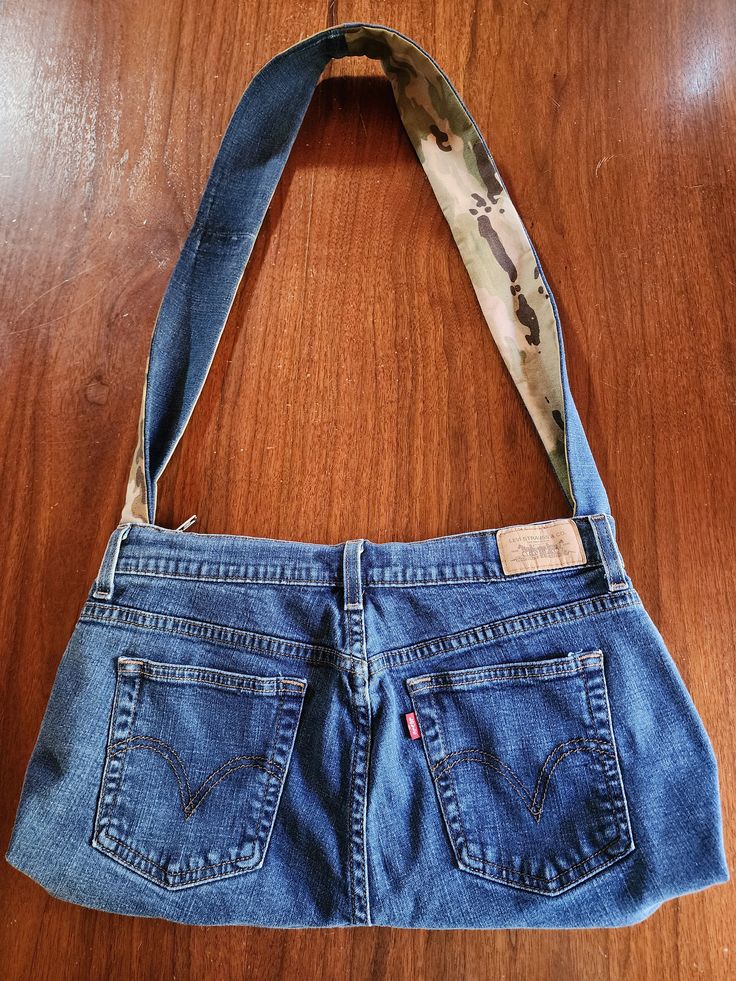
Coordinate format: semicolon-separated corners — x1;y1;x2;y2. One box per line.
1;1;734;978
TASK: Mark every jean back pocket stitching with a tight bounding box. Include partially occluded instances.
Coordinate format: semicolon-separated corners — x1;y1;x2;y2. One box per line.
94;660;304;886
579;656;618;807
431;738;617;823
463;834;625;884
410;650;633;893
108;737;285;819
109;671;143;816
251;690;286;847
97;829;257;877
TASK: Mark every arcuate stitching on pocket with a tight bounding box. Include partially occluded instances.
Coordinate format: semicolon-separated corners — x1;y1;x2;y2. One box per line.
412;652;633;892
108;736;284;819
436;750;528;806
452;753;625;885
94;659;305;887
431;738;617;822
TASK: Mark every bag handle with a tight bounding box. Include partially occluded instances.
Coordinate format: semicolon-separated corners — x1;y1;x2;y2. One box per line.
119;23;610;525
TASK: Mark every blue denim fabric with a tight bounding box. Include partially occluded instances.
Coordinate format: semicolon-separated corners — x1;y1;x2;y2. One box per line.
5;521;728;926
5;22;728;927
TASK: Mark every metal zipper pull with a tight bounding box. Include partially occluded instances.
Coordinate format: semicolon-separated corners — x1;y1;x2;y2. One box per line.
175;514;198;532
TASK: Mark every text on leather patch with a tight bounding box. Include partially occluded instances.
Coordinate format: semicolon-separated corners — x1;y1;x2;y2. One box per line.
496;519;587;575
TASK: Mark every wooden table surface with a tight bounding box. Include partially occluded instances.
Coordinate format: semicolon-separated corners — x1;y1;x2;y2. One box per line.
1;1;734;978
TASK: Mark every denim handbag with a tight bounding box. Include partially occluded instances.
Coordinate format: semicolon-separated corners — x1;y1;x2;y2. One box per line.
6;23;728;927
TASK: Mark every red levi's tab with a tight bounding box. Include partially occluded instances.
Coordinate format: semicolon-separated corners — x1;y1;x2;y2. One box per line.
404;712;421;740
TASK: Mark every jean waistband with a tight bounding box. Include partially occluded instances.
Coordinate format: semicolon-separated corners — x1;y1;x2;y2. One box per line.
93;514;628;593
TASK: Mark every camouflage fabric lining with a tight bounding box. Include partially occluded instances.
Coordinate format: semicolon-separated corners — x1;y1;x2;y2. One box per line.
119;25;572;525
121;355;150;524
344;26;571;506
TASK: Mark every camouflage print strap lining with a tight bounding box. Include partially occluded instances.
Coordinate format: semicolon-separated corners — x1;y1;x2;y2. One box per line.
121;354;150;524
344;27;571;504
120;23;609;525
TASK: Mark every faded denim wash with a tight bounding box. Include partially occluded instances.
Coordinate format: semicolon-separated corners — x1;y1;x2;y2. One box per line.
6;23;728;928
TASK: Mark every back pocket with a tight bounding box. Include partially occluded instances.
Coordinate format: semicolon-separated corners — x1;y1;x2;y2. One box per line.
406;649;634;895
93;656;306;889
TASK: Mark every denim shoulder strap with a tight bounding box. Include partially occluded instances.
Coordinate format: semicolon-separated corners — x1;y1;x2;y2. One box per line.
119;22;611;525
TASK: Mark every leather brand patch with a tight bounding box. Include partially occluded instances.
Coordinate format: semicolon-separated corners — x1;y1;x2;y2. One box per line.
496;518;587;576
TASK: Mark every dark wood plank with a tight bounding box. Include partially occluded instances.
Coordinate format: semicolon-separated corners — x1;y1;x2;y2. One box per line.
1;1;734;978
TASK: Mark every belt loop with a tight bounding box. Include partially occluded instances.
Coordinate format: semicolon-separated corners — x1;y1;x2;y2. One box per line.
92;523;133;600
343;540;365;611
588;514;629;592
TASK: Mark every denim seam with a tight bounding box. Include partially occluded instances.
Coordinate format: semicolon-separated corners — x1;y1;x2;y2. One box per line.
392;606;621;660
410;665;594;692
119;667;304;695
420;706;456;866
463;832;624;884
97;675;125;828
368;562;603;587
113;562;603;587
344;605;353;661
98;830;256;877
82;611;360;676
371;592;639;675
581;657;604;738
110;672;142;817
585;651;635;851
408;654;603;691
442;738;466;876
103;672;141;816
251;690;286;866
347;693;358;920
344;603;371;924
92;663;131;855
580;655;622;823
116;570;340;586
359;605;372;926
81;602;349;661
82;594;638;678
393;602;629;660
138;513;606;548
